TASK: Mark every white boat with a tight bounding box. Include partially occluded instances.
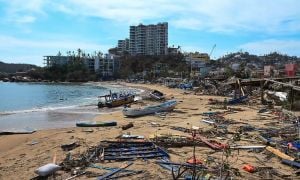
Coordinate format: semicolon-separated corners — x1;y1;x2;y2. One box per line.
149;90;165;100
123;100;177;117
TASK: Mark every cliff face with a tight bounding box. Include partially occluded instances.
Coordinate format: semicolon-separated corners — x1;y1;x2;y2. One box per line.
0;61;38;73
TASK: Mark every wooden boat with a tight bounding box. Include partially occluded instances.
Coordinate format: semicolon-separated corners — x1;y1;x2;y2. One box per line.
149;90;165;100
122;100;177;117
0;127;36;135
98;91;135;108
76;121;117;127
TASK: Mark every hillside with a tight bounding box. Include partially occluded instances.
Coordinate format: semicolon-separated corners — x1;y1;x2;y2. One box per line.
0;61;38;73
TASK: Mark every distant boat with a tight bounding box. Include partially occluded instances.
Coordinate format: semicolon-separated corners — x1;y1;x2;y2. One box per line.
0;127;36;135
123;100;177;117
149;90;165;100
76;121;117;127
98;91;135;108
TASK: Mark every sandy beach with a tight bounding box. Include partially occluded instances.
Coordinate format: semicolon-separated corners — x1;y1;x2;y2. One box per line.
0;82;296;179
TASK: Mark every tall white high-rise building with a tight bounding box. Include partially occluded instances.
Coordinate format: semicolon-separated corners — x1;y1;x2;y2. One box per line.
129;22;168;56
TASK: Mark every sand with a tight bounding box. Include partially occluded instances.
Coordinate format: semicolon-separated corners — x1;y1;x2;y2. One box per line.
0;82;296;179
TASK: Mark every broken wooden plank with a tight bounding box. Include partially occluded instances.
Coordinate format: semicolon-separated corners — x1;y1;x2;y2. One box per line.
265;146;294;161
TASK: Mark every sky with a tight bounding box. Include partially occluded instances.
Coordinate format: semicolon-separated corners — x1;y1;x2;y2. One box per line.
0;0;300;66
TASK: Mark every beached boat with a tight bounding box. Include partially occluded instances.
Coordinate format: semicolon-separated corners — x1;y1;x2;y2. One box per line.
98;91;135;108
122;100;177;117
76;121;117;127
149;90;165;100
0;127;36;135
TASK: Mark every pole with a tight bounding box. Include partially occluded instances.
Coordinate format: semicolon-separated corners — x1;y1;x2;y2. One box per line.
290;87;294;111
260;80;264;104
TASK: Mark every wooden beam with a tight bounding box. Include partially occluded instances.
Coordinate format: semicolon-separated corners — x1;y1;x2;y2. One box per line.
260;80;265;104
290;88;294;110
265;79;300;92
266;146;295;161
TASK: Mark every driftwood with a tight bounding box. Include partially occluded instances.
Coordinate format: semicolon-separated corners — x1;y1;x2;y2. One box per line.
122;122;134;130
265;146;294;161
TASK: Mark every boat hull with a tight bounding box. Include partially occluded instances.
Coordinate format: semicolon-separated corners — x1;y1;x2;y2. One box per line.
98;95;135;108
76;121;117;127
149;90;165;100
123;100;177;117
107;95;135;107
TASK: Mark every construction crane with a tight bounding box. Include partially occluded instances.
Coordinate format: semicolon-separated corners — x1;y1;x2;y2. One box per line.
209;44;216;59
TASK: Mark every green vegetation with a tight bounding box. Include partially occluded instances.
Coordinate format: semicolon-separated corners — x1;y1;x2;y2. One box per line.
118;53;189;80
0;61;37;73
42;58;96;82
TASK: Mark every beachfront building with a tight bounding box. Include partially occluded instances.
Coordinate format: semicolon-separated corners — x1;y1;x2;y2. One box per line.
43;52;121;78
43;55;71;67
96;54;120;77
83;58;95;72
129;22;168;56
44;54;96;72
117;38;130;54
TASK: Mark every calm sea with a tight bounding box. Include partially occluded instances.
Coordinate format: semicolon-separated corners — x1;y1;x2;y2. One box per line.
0;82;134;113
0;82;139;130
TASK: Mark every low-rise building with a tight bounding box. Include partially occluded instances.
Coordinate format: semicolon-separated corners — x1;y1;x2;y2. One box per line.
83;58;95;72
43;55;71;67
43;52;121;78
186;52;210;62
168;46;181;55
285;63;297;77
185;53;210;77
264;65;275;77
96;54;120;77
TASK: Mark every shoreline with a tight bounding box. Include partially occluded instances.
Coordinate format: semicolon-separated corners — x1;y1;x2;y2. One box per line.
0;82;145;131
0;82;297;179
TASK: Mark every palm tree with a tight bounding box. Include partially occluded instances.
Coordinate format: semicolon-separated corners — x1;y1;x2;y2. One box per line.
66;51;71;56
77;48;82;58
97;51;103;58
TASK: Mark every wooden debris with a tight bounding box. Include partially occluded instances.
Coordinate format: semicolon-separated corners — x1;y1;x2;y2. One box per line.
122;122;134;130
265;146;294;161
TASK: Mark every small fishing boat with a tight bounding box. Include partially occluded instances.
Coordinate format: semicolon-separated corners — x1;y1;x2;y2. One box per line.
76;121;117;127
123;100;177;117
149;90;165;100
0;127;36;135
98;91;135;108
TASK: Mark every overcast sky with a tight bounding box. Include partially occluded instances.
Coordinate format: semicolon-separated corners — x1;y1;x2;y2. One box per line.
0;0;300;66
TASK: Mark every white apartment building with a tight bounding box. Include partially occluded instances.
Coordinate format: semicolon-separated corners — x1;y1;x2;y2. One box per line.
43;53;120;77
129;22;168;56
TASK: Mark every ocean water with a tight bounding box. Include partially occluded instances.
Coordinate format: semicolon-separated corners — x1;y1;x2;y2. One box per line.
0;82;139;130
0;82;135;113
